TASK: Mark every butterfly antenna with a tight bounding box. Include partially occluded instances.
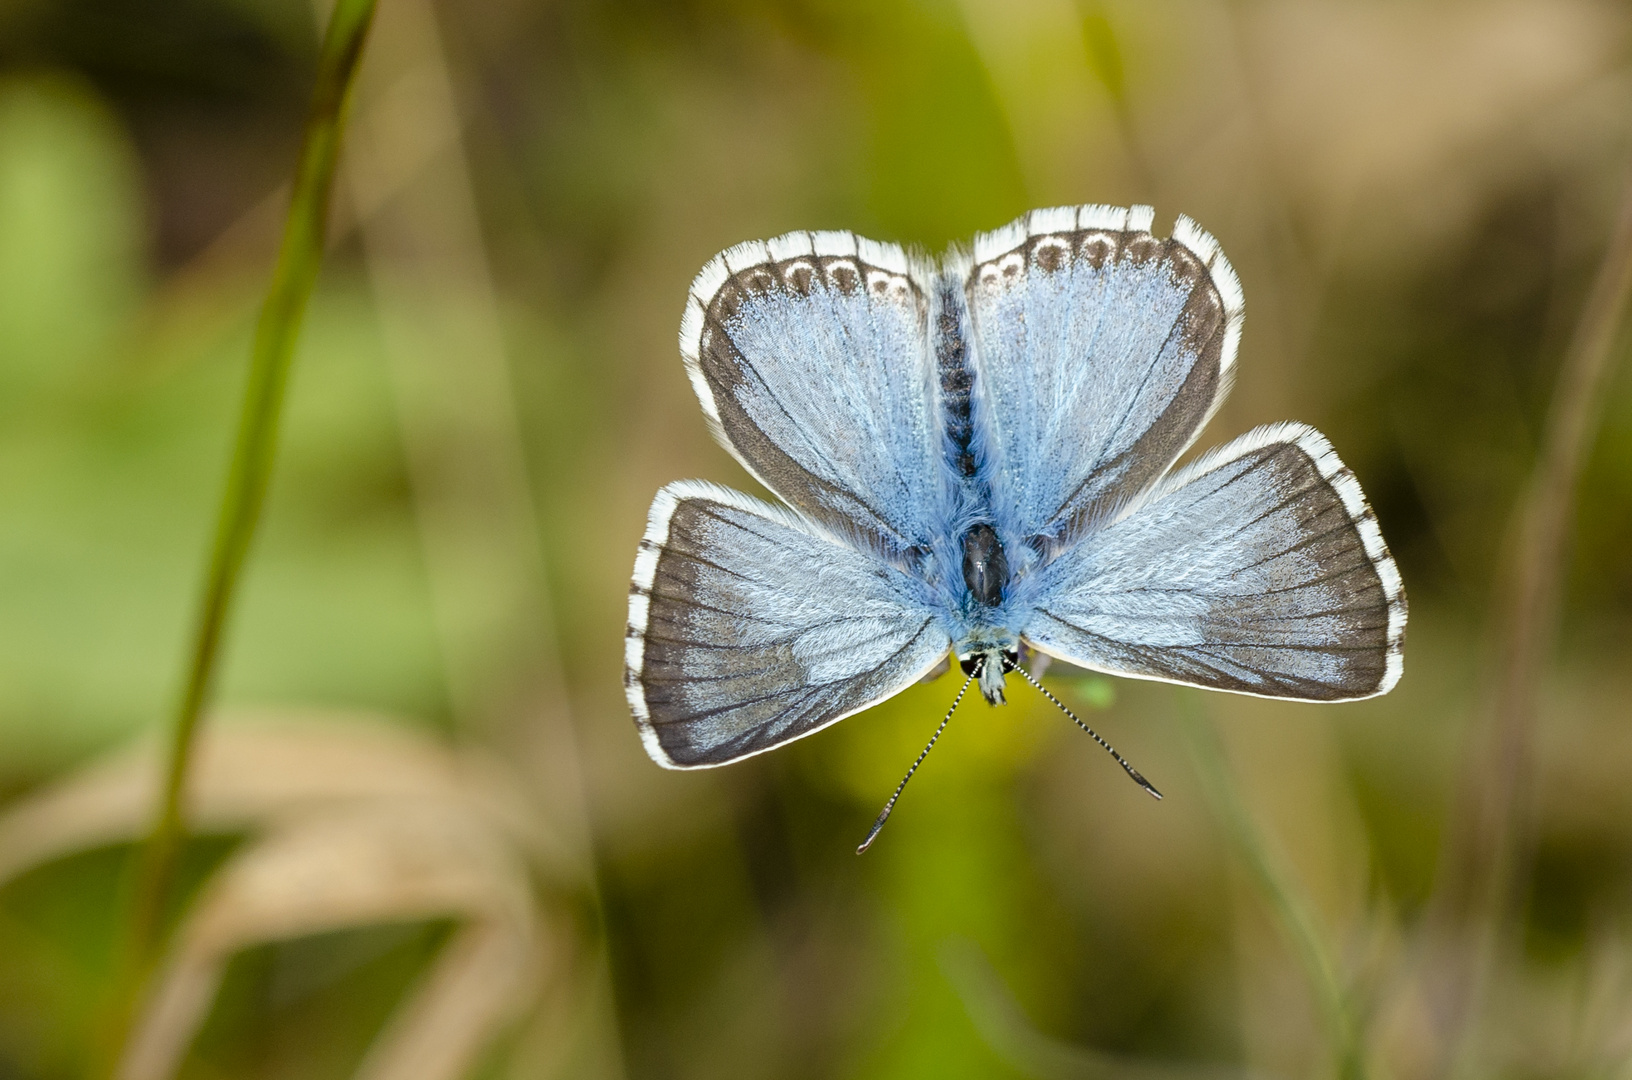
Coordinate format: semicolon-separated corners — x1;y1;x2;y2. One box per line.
856;665;977;854
1014;665;1162;800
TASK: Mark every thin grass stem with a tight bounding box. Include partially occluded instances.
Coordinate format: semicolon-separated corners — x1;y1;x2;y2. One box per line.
104;0;377;1066
1427;166;1632;1080
1176;691;1365;1080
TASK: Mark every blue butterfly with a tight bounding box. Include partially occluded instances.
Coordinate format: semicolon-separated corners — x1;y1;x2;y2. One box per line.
626;204;1405;846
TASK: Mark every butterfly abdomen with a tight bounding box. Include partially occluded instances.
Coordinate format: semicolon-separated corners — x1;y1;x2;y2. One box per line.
934;278;979;479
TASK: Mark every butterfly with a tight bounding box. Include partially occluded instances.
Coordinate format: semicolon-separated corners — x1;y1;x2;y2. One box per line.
625;204;1405;846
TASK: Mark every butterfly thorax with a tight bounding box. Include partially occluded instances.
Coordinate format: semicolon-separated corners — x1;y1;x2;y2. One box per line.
960;523;1007;606
946;522;1015;703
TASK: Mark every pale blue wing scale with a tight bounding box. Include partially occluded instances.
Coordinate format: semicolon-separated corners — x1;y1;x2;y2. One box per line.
679;231;948;553
1018;424;1406;700
962;205;1245;547
626;481;951;768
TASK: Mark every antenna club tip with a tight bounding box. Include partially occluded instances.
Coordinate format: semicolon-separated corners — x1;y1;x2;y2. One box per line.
1129;773;1168;799
1130;772;1163;799
857;810;890;854
1021;664;1163;801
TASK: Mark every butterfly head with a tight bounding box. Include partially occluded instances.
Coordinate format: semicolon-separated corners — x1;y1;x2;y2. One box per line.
958;647;1018;705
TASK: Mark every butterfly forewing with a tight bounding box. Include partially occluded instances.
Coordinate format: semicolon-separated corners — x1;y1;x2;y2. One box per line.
627;482;951;768
681;232;947;554
963;206;1243;548
1020;423;1406;700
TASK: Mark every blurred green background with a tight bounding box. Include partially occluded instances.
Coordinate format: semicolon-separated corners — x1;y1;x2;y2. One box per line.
1;0;1631;1078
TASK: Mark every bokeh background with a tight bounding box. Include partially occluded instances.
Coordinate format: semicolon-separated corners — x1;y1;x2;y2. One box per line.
1;0;1630;1078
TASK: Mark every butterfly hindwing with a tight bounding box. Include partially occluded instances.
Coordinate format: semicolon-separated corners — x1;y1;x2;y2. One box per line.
964;206;1244;547
1020;424;1405;700
681;232;946;554
627;482;951;768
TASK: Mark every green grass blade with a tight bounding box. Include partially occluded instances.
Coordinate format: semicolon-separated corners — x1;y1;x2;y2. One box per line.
1176;691;1365;1080
105;0;378;1065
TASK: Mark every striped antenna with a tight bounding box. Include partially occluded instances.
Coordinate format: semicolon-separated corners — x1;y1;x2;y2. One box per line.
856;665;978;854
